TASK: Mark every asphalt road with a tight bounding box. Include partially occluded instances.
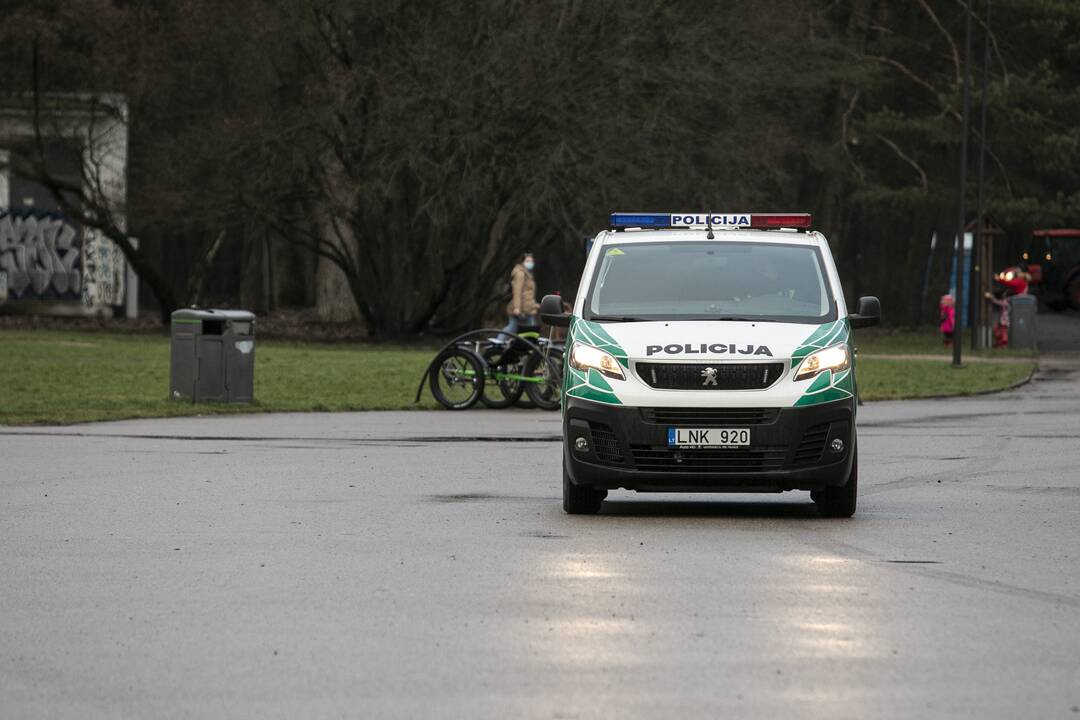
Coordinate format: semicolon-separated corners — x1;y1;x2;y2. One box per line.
1037;307;1080;353
3;360;1080;718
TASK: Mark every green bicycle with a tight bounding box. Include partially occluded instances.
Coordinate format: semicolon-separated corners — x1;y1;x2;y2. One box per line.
420;329;564;411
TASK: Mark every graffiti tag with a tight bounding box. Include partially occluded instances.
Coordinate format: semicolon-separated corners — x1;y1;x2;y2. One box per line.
0;209;82;299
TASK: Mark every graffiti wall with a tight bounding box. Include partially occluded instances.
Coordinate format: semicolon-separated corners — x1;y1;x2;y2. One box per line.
82;226;125;308
0;208;124;310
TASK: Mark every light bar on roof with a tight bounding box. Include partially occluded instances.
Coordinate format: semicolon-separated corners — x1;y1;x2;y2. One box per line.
610;212;812;230
749;213;813;228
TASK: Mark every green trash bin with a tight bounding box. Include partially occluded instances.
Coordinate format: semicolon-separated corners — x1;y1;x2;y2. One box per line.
170;308;256;402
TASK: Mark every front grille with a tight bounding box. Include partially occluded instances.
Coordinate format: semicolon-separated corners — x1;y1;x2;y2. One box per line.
635;362;784;390
629;445;786;473
641;407;779;426
590;423;623;464
792;424;829;465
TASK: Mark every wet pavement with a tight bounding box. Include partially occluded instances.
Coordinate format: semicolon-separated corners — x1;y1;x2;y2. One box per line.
2;355;1080;718
1037;307;1080;353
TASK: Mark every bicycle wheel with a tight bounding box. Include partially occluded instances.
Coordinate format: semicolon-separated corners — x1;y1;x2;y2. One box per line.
429;348;485;410
523;348;563;411
479;346;525;409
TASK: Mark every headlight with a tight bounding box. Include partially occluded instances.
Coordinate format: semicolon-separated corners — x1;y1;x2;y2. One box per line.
795;343;850;381
569;343;625;380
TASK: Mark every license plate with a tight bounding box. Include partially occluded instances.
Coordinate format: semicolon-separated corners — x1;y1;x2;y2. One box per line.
667;427;750;448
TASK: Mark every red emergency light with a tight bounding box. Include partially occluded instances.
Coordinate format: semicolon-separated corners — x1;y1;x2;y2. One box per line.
749;213;813;229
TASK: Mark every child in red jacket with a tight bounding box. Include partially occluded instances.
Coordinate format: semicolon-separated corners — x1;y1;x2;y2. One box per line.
984;292;1010;348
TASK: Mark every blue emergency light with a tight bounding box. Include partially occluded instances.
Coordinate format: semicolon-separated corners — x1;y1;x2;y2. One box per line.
609;212;811;230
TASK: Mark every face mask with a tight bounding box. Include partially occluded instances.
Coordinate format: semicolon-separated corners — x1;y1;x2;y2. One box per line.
523;260;535;271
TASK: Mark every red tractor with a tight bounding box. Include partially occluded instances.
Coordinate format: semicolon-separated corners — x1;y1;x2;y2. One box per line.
1026;229;1080;310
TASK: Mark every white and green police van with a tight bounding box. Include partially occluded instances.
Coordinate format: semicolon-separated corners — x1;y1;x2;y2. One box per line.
539;212;880;516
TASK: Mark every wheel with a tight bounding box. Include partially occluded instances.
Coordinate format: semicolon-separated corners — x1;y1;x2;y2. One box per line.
523;348;563;411
563;457;605;514
524;349;562;410
812;443;857;518
479;346;525;409
428;348;485;410
1066;275;1080;311
480;374;524;408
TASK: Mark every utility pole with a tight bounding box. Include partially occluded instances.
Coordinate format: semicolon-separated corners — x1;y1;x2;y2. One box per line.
972;0;992;352
953;1;975;367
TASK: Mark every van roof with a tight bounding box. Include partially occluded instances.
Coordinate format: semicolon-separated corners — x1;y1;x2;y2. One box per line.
599;228;824;247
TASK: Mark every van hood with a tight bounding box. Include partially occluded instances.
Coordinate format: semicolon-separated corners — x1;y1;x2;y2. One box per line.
586;320;818;362
565;317;854;408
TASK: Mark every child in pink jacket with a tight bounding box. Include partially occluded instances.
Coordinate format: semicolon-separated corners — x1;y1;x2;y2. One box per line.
939;294;956;347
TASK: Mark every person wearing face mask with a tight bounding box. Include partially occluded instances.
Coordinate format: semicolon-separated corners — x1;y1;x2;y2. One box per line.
501;253;539;339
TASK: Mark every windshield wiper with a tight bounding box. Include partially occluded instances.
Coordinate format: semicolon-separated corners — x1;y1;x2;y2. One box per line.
590;314;786;323
703;316;781;323
589;315;648;322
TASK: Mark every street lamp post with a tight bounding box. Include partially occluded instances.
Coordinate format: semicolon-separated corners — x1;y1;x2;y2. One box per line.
972;0;992;352
953;1;975;367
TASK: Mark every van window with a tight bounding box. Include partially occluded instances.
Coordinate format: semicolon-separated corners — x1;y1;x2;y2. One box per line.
586;241;836;323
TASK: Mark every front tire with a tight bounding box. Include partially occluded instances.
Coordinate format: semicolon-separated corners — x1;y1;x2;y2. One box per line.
812;444;857;518
563;458;605;514
428;348;485;410
1066;275;1080;311
478;347;525;409
524;348;563;411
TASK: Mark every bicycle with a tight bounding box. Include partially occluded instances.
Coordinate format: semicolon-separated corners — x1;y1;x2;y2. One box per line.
418;328;564;411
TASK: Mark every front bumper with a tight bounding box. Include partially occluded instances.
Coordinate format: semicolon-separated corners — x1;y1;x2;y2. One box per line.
564;396;855;493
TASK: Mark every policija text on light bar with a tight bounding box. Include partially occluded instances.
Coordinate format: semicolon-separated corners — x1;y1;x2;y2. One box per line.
609;213;812;230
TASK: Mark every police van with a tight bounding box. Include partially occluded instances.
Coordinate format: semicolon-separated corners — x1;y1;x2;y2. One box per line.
539;213;880;517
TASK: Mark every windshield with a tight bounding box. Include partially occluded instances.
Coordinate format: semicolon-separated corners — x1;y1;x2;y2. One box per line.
585;241;836;323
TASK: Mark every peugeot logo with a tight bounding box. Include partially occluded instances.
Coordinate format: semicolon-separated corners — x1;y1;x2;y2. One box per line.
701;367;718;387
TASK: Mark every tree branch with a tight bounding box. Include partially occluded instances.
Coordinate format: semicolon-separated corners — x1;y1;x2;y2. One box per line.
915;0;961;84
840;89;866;182
873;133;929;192
860;53;956;118
951;0;1009;84
27;34;176;320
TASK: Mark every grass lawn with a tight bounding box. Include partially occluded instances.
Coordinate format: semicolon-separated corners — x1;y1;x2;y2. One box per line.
0;330;441;425
855;326;1037;358
855;358;1033;401
0;329;1036;425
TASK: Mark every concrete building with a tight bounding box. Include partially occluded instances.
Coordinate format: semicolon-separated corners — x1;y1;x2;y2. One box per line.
0;93;135;318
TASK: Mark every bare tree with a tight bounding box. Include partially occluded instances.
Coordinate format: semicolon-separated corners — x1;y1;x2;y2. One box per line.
265;0;819;335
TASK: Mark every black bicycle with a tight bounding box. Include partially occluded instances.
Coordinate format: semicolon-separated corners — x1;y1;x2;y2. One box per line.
420;329;563;411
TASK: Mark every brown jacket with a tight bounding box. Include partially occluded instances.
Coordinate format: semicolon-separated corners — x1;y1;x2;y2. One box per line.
506;263;538;316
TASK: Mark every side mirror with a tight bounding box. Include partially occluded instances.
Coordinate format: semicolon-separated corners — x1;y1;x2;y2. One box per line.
540;294;570;327
849;296;881;329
